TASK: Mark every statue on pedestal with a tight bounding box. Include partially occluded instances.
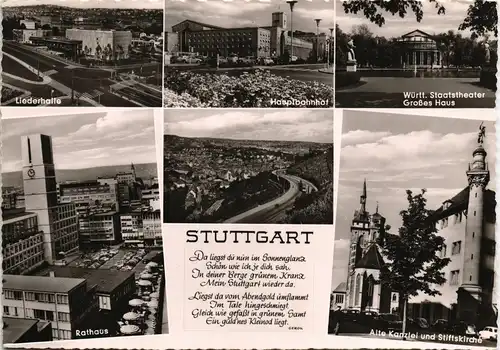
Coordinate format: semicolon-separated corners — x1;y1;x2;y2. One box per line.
483;42;491;65
347;39;356;62
346;39;357;72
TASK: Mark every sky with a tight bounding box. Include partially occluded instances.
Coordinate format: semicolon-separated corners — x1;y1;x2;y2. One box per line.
336;0;479;38
331;109;496;291
3;0;163;9
1;109;157;172
165;0;334;34
164;109;334;143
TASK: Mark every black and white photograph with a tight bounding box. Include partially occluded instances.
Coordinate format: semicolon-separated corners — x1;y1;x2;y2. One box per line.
1;0;163;107
335;0;497;108
328;110;497;347
164;109;333;224
164;0;334;108
1;109;168;344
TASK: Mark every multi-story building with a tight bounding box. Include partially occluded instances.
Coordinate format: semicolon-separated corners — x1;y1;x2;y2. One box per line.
142;186;160;210
2;210;45;275
2;188;19;209
171;12;314;60
58;180;118;212
65;29;132;59
142;209;162;248
2;274;97;340
79;211;121;245
12;29;51;43
38;267;136;312
335;128;497;328
120;209;143;245
184;26;272;58
21;134;80;264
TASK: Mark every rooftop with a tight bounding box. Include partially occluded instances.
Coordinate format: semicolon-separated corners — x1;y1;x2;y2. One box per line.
3;317;40;344
36;266;134;294
333;281;347;293
429;187;496;223
30;36;83;44
355;244;384;270
2;208;36;222
3;274;86;293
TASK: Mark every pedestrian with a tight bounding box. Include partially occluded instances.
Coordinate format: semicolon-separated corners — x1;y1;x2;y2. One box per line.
330;306;342;335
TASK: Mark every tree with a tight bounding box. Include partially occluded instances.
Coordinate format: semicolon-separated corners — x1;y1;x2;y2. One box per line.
342;0;446;27
342;0;496;38
378;189;450;335
459;0;497;38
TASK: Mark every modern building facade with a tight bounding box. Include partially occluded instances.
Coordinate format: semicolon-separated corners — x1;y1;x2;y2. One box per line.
170;12;315;60
2;210;45;275
79;211;121;245
335;129;497;328
66;29;132;59
12;29;51;43
398;29;442;68
143;209;162;248
21;134;80;264
2;274;97;340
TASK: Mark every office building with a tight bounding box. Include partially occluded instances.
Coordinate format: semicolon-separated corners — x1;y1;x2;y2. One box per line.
2;274;97;340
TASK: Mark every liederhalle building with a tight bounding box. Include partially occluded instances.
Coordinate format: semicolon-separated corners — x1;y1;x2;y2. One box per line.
333;129;497;328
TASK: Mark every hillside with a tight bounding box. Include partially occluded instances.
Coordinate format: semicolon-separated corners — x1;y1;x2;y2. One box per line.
164;134;331;154
287;147;333;187
2;163;158;188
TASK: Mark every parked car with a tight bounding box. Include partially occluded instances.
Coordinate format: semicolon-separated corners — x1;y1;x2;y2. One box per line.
432;319;449;332
261;57;274;65
377;313;403;332
479;326;497;341
451;321;477;337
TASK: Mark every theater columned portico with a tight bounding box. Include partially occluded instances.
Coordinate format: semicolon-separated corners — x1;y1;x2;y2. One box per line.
399;29;441;68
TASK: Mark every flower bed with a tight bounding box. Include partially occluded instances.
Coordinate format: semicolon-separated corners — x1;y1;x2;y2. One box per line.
165;69;333;107
164;88;206;107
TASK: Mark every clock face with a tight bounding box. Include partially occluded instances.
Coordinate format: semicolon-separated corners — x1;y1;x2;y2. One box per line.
27;168;36;178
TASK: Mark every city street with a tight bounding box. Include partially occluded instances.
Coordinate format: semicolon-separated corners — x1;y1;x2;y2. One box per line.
335;76;496;108
2;41;162;107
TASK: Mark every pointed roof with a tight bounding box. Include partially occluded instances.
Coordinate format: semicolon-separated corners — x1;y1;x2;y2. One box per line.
401;29;433;38
355;244;384;269
333;282;347;293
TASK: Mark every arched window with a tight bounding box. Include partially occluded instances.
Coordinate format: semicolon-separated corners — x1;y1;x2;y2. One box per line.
354;274;361;306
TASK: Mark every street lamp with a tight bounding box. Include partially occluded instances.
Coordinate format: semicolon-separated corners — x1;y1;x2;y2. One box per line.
315;19;322;63
287;0;298;62
328;27;334;68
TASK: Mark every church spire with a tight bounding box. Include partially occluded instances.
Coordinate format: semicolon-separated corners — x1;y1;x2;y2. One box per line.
360;179;367;213
376;201;379;214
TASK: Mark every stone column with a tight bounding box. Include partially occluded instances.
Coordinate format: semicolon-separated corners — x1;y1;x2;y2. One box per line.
412;50;416;66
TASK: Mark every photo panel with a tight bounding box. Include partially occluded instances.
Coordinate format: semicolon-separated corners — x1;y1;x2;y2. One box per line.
328;109;497;349
1;108;168;346
1;0;163;107
164;0;334;108
163;109;334;225
161;108;336;346
334;0;497;108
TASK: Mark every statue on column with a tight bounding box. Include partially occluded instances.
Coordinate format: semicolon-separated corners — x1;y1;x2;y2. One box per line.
478;122;486;145
347;39;356;62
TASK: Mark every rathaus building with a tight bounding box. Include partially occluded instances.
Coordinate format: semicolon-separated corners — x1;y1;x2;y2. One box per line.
336;126;497;328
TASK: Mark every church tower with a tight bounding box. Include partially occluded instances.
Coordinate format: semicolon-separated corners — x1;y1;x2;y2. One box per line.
346;180;371;308
458;124;490;322
21;134;58;264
